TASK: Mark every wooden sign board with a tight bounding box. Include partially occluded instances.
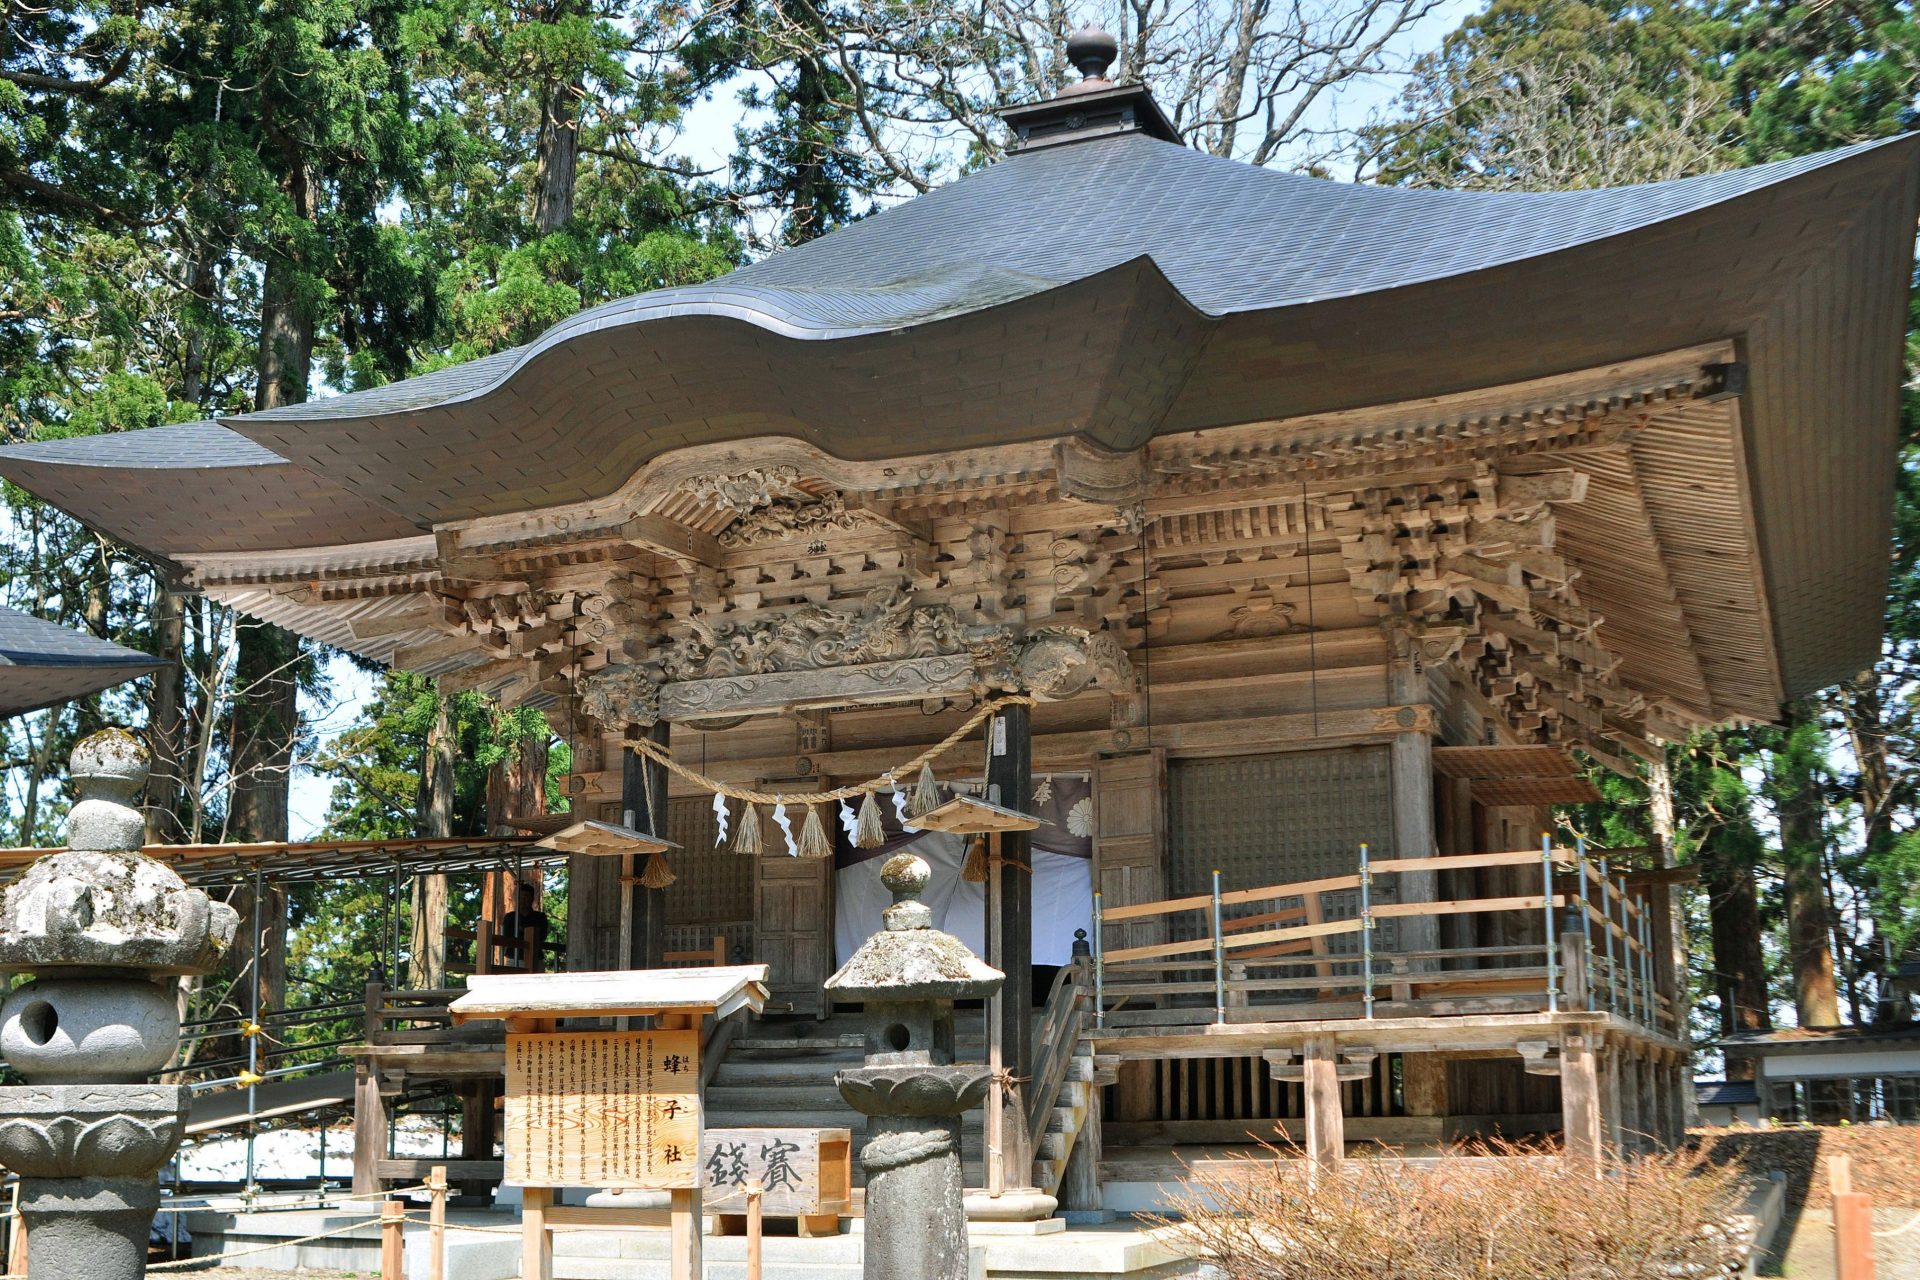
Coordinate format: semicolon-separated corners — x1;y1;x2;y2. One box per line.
504;1030;701;1188
702;1127;852;1217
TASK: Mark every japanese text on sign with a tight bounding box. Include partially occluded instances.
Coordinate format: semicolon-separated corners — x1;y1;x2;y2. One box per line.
504;1030;701;1188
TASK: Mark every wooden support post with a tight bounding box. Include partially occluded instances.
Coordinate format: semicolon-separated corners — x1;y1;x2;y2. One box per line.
521;1187;552;1280
670;1187;703;1280
1561;1034;1602;1167
1601;1045;1624;1154
745;1180;763;1280
380;1200;405;1280
1060;1084;1105;1215
1385;635;1439;956
986;700;1035;1191
1833;1190;1876;1280
1560;929;1588;1010
8;1180;24;1278
624;721;670;971
354;1065;387;1197
428;1165;447;1280
1302;1035;1344;1177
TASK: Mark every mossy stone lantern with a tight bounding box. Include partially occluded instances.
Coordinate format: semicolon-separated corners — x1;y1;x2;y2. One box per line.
827;852;1002;1280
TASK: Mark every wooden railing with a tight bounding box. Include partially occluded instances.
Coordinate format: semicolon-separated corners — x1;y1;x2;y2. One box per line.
1092;839;1678;1037
1026;957;1092;1151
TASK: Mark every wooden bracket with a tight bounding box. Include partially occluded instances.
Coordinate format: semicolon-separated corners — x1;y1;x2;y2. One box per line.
1336;1046;1378;1081
1517;1040;1561;1076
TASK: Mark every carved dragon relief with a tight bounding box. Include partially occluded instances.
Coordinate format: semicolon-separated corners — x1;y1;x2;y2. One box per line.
576;586;1134;726
677;465;887;549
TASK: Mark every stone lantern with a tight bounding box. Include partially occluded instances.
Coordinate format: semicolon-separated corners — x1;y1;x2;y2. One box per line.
0;730;237;1280
827;853;1002;1280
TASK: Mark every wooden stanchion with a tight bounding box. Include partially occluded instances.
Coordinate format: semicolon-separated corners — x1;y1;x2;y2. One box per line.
1834;1191;1876;1280
7;1181;24;1278
380;1200;405;1280
1829;1154;1875;1280
428;1165;448;1280
746;1180;764;1280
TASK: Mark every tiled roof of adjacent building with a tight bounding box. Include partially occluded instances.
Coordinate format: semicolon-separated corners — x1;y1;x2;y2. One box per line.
0;605;163;717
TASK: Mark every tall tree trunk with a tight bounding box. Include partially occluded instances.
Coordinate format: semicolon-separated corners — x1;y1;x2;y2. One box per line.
228;154;315;1016
1779;700;1841;1028
229;619;296;1016
145;584;187;843
1699;824;1772;1068
1838;677;1903;1020
483;720;550;962
533;78;579;234
409;694;456;988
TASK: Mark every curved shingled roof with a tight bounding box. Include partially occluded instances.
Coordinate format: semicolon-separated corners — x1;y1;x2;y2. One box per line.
1;122;1916;700
0;605;163;717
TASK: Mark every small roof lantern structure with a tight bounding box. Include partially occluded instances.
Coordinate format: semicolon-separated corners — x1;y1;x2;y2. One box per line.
449;964;770;1024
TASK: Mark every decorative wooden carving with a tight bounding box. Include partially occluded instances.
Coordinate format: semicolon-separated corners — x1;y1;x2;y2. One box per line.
578;588;1133;725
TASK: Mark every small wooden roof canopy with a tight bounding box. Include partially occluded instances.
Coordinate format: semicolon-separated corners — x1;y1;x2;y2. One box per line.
907;794;1043;834
533;819;674;856
449;964;771;1023
0;835;569;886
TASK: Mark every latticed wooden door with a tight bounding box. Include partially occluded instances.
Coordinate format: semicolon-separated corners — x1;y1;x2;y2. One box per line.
1092;750;1168;953
1166;748;1399;963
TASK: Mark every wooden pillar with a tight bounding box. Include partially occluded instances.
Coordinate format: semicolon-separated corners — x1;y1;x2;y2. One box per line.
624;721;670;971
1388;645;1439;956
1059;1086;1104;1215
1561;1034;1602;1165
1601;1044;1624;1155
986;700;1034;1188
353;1065;387;1196
520;1187;552;1280
1302;1035;1344;1176
1402;1053;1448;1132
670;1187;703;1280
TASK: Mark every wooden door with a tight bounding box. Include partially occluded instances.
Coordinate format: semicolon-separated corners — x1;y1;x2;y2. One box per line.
1092;750;1168;952
754;851;834;1017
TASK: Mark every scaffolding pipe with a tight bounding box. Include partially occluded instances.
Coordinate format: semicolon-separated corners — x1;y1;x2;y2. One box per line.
1211;869;1227;1026
244;866;263;1201
1638;909;1656;1031
1599;857;1618;1014
1618;871;1636;1026
1541;835;1559;1015
1359;843;1375;1019
1576;837;1594;1012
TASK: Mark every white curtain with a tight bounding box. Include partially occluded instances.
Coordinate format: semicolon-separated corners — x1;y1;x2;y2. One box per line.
833;833;1094;966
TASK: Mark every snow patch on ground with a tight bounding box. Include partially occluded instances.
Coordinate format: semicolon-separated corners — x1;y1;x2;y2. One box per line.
177;1116;457;1183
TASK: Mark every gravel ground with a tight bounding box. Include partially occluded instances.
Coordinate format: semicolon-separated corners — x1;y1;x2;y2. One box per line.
152;1269;363;1280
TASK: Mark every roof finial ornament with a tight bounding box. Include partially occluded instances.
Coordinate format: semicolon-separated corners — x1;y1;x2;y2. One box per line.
1062;23;1118;95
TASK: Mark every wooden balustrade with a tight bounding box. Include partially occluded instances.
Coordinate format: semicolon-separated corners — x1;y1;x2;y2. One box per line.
1092;844;1679;1038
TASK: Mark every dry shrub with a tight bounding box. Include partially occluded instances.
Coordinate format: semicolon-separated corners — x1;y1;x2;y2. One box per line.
1697;1124;1920;1210
1160;1139;1750;1280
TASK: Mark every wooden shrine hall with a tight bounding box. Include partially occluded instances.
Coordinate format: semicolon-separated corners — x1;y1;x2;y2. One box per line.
5;38;1918;1213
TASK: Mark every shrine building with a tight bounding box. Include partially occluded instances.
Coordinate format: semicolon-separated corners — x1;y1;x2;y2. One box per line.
4;35;1918;1219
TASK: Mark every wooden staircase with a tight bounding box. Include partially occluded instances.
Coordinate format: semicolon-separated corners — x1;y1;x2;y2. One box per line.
704;1007;1096;1196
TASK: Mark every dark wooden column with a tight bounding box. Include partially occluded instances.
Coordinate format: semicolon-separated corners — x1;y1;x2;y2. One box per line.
985;700;1034;1184
624;720;670;970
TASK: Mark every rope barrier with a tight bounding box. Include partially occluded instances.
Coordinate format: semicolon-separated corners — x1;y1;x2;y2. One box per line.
147;1218;390;1270
1874;1208;1920;1238
623;694;1034;806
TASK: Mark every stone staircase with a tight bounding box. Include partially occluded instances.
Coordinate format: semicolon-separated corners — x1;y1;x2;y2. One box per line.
704;1010;1096;1197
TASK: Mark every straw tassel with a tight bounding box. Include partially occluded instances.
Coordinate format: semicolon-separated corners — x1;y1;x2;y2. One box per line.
732;802;764;855
961;834;989;883
854;790;885;848
798;804;833;859
910;761;940;818
639;849;676;888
